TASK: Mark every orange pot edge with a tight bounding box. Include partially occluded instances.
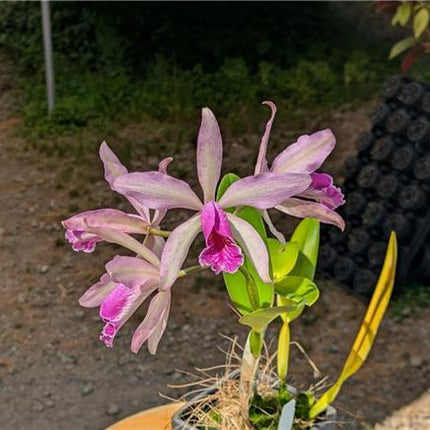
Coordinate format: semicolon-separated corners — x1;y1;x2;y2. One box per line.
106;402;185;430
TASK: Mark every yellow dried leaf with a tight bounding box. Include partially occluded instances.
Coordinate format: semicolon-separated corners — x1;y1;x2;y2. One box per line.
309;232;398;419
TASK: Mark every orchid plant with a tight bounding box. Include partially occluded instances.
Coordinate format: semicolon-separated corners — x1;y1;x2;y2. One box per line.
63;102;397;428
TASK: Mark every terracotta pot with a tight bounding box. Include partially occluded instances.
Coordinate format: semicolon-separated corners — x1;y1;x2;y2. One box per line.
106;402;184;430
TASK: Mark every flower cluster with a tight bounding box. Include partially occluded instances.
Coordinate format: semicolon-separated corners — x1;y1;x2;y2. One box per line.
62;101;344;354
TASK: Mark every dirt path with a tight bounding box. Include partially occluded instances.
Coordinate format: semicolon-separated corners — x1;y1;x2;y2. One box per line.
0;56;429;430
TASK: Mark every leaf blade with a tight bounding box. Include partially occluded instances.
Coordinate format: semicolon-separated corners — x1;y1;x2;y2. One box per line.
414;8;429;38
309;232;398;419
289;218;320;280
389;36;418;59
239;305;299;333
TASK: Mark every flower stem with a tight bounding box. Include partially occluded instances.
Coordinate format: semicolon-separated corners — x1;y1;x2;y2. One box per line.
147;227;171;237
277;320;290;382
178;265;206;278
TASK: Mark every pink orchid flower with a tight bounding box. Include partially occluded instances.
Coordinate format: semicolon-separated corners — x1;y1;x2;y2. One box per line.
113;108;312;289
254;101;345;240
62;142;171;265
79;255;171;354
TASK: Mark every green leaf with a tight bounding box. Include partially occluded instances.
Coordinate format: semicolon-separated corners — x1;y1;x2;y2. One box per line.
278;297;304;323
239;305;299;332
216;172;240;201
275;276;320;307
268;239;299;282
224;269;254;315
289;219;320;280
414;8;429;38
223;261;273;315
244;259;274;308
392;3;412;26
389;37;418;59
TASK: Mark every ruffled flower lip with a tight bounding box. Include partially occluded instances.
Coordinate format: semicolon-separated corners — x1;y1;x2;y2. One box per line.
199;202;244;274
65;229;99;253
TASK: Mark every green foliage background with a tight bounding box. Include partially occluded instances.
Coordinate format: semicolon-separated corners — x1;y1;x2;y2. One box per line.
0;2;394;137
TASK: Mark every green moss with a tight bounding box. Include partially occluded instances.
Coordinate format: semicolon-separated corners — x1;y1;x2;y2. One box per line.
248;386;316;430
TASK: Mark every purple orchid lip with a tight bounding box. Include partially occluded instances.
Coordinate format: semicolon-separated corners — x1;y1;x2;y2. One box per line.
199;202;244;274
65;229;100;253
99;284;133;347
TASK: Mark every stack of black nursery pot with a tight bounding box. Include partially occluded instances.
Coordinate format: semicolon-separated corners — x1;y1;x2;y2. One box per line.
321;76;430;297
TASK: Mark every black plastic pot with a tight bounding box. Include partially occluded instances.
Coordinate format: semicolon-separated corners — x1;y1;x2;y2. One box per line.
171;382;337;430
321;76;430;295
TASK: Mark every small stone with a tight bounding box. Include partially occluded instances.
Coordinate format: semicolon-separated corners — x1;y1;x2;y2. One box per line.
324;344;339;354
74;310;85;320
170;370;183;382
81;382;94;396
410;356;423;367
39;265;49;275
44;399;55;408
32;401;44;412
107;404;121;416
43;390;52;398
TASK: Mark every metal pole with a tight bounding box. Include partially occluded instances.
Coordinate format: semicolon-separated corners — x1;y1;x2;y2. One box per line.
41;0;54;113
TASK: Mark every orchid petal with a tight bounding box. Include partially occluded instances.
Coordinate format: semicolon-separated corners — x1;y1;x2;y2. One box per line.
159;215;201;291
99;141;128;186
197;108;223;203
88;227;160;267
158;157;173;174
254;101;277;175
147;292;171;354
79;273;116;308
271;129;336;174
227;213;272;284
218;172;311;210
262;210;286;244
63;209;149;233
131;290;171;354
145;235;165;258
106;256;159;288
99;142;150;221
276;198;345;230
152;157;174;226
299;173;345;210
63;209;149;253
113;172;203;210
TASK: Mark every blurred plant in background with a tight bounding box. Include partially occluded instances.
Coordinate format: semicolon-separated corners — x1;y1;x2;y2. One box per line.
0;2;395;140
377;0;430;71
